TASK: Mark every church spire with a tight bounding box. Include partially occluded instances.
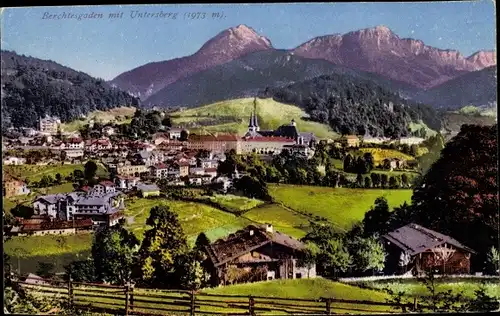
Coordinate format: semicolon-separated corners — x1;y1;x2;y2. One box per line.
253;98;260;131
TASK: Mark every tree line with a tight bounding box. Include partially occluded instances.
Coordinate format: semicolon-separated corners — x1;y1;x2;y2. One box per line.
263;74;442;138
1;50;139;132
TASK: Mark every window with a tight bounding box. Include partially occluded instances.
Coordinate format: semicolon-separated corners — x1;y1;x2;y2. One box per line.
295;273;302;279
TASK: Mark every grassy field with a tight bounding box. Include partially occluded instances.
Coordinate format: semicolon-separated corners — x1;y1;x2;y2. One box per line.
4;163;108;182
3;183;76;214
61;106;136;132
242;203;310;239
171;98;338;139
123;198;251;245
268;185;412;231
203;194;265;214
353;148;414;164
4;233;93;258
408;121;437;138
353;278;500;299
204;278;393;314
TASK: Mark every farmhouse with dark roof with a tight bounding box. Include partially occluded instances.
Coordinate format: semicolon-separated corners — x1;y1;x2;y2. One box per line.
382;223;476;275
204;224;316;286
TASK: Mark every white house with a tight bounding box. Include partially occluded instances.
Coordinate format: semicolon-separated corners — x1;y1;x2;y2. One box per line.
91;181;116;195
115;175;140;190
102;126;115;136
3;156;26;165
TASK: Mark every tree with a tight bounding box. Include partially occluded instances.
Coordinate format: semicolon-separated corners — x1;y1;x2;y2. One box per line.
83;161;98;180
356;173;363;187
401;173;409;188
136;205;189;288
485;246;499;275
364;176;372;188
36;262;55;279
161;116;172;128
73;169;84;179
362;197;391;237
380;174;388;188
343;154;353;173
389;176;399;188
349;236;386;274
412;125;498;269
179;130;189;141
370;172;381;188
60;150;67;162
64;258;96;282
296;242;320;278
39;175;54;188
363;152;375;172
91;220;139;285
175;252;210;290
55;173;62;185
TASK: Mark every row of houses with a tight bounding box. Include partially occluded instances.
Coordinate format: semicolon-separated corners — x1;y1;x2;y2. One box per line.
202;222;476;286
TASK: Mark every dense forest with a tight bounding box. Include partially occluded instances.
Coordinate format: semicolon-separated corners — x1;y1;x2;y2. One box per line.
262;74;442;138
1;50;139;132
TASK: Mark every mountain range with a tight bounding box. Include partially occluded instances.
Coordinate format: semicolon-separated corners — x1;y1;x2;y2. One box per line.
109;24;496;109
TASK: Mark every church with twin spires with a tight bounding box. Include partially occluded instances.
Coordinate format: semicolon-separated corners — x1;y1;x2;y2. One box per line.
243;98;316;148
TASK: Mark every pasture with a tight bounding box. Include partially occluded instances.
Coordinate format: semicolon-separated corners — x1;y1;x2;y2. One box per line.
123;198;251;245
268;185;412;231
61;106;136;132
3;163;108;182
352;277;500;299
241;203;310;239
170;98;338;139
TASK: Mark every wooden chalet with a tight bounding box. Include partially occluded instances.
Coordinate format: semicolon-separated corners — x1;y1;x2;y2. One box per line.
382;223;476;275
205;224;316;286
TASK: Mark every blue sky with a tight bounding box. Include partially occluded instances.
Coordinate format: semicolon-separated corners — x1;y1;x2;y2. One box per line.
1;2;496;80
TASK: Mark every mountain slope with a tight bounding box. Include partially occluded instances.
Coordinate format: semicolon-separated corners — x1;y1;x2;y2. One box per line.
1;50;139;131
292;25;496;89
143;49;419;108
265;74;441;138
171;98;338;138
109;25;273;100
413;66;497;109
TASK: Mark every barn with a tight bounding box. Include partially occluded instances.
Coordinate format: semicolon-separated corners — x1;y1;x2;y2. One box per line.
382;223;476;275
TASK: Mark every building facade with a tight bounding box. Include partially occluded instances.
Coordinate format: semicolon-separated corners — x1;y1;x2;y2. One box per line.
205;224;316;286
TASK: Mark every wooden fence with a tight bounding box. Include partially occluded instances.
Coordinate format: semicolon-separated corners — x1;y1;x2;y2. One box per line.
15;277;420;315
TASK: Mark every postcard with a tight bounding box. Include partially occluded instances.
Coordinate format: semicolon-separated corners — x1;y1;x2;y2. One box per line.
1;2;498;315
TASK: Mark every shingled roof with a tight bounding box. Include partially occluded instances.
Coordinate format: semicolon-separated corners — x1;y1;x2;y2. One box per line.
382;223;476;256
205;225;305;268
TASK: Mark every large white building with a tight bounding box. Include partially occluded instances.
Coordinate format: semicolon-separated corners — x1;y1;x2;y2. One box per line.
32;190;125;226
39;115;61;134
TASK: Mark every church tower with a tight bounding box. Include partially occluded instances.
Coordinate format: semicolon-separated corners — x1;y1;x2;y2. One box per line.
247;98;260;133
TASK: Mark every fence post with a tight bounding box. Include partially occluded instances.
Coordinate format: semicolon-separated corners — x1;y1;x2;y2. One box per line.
248;295;255;316
414;297;418;311
124;284;130;315
130;283;135;312
325;298;331;315
67;277;74;307
190;289;196;316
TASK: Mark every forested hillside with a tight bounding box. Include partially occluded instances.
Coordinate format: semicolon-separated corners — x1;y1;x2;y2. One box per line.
263;74;442;138
1;50;139;131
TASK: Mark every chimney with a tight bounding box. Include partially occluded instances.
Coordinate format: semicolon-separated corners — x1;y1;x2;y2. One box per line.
266;224;273;233
249;229;254;236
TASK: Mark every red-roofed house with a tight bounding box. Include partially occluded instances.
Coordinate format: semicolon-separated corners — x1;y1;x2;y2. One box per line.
64;138;85;149
149;164;169;179
91;181;116;195
204;168;218;180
